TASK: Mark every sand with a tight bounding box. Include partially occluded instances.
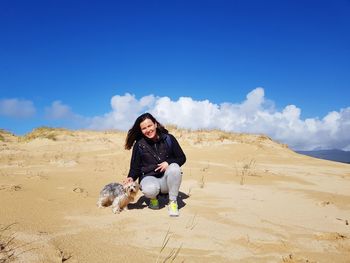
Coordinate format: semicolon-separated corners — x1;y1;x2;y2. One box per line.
0;128;350;262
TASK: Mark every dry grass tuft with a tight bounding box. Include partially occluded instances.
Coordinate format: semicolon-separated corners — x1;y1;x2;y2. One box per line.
0;223;17;263
0;223;34;263
156;228;183;263
20;127;69;142
235;159;256;185
199;175;205;188
0;129;17;143
58;247;72;262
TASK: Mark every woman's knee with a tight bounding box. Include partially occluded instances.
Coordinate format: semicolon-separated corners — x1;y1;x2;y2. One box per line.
140;177;160;198
167;163;181;176
165;163;182;184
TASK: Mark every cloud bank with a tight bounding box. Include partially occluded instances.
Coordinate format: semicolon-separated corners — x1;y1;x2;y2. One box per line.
1;89;349;150
87;88;350;151
0;98;36;118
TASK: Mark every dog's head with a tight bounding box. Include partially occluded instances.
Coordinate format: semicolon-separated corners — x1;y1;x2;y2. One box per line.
123;181;140;197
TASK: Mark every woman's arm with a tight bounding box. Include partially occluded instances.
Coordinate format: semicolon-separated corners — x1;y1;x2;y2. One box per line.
166;134;186;166
127;142;142;181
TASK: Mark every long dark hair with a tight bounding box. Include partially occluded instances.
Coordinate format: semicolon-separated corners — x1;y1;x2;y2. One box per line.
124;113;168;150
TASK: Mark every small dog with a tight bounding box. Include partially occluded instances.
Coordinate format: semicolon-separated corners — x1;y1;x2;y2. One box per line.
97;181;139;213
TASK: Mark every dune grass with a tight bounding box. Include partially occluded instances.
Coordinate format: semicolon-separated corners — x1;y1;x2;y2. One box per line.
156;228;183;263
0;129;14;142
0;223;18;263
0;223;36;263
20;127;69;142
235;159;256;185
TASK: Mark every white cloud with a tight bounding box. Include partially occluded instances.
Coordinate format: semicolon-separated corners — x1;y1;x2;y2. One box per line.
0;98;36;118
45;100;74;119
45;100;88;128
88;93;156;130
87;88;350;150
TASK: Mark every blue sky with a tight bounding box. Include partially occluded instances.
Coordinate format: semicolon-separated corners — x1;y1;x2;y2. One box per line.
1;0;350;150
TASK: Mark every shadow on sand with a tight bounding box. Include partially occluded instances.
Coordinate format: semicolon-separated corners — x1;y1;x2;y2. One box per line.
128;191;189;210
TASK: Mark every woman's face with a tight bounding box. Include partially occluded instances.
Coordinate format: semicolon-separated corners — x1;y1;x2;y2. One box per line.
140;118;157;140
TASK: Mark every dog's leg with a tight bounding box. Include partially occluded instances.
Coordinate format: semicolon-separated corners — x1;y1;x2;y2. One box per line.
112;207;120;214
119;196;130;212
97;198;104;208
112;197;122;214
97;196;112;208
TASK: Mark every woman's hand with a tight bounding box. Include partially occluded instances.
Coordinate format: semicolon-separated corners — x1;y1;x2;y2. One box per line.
155;161;169;173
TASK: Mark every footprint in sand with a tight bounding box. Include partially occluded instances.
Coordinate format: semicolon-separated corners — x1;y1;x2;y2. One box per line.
317;200;332;206
316;232;347;240
0;184;22;191
73;187;89;197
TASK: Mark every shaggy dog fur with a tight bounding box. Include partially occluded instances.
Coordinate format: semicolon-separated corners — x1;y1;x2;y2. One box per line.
97;181;139;213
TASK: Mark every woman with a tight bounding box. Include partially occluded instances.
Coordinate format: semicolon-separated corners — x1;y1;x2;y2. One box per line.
124;113;186;216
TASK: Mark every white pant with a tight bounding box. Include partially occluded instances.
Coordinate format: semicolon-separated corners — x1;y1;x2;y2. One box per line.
140;163;182;201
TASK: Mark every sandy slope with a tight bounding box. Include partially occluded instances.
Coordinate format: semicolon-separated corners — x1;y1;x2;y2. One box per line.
0;128;350;262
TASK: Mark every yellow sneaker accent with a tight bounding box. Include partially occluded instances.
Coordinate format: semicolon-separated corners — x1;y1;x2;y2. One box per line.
149;198;159;210
168;201;179;217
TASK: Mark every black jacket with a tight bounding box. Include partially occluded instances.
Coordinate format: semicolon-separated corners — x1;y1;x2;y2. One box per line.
127;133;186;182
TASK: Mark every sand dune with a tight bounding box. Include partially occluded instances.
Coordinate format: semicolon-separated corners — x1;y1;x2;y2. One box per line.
1;128;350;262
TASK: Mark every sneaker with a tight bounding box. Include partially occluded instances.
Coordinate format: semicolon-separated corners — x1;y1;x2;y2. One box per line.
168;201;179;217
149;198;159;210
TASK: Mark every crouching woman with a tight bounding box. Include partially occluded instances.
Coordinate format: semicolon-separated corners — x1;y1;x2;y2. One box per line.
124;113;186;217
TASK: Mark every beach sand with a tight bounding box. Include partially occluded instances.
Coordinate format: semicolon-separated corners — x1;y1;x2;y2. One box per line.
1;128;350;262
